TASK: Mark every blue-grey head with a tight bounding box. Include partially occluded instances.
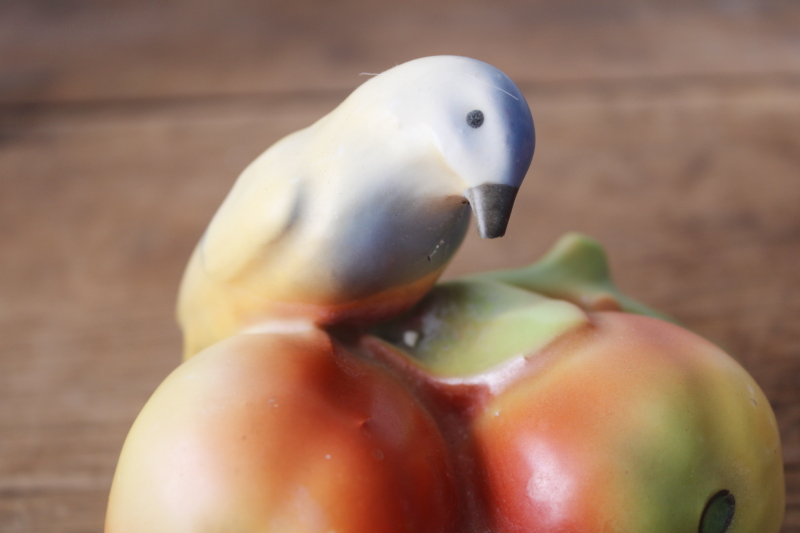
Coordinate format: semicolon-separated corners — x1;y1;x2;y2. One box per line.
350;56;535;239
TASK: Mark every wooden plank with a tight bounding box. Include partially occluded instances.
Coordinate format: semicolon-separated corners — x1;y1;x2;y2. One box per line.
1;0;800;104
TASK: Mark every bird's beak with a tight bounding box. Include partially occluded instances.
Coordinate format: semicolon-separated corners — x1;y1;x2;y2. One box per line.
464;184;520;239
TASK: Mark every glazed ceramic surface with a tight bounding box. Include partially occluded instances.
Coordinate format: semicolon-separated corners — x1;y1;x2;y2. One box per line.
106;57;783;533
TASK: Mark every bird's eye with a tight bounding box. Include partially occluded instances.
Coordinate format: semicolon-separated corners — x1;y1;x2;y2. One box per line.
699;490;735;533
466;110;484;128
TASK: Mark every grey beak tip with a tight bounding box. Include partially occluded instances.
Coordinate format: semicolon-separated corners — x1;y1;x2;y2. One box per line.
485;228;506;239
465;184;520;239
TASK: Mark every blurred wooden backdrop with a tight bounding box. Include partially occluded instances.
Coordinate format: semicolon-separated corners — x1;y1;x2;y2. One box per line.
1;0;799;531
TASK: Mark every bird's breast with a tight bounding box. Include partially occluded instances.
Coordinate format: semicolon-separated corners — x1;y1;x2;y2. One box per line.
335;195;469;297
300;189;470;302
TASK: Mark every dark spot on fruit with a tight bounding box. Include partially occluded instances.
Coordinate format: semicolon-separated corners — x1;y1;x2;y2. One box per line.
699;490;735;533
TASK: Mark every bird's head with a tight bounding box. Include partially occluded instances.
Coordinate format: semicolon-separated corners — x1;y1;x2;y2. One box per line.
346;56;535;239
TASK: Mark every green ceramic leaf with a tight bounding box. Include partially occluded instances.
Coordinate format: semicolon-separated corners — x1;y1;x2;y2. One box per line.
371;279;587;378
470;232;678;324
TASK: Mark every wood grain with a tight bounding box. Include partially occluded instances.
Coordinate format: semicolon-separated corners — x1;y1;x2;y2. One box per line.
1;1;798;531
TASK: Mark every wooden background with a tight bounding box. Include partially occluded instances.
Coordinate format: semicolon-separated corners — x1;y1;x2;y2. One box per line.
1;0;799;531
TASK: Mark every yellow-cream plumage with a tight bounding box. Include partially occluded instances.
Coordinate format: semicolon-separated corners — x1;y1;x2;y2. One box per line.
178;56;535;358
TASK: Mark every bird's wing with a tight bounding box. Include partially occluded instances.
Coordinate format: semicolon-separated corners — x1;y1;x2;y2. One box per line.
199;146;302;281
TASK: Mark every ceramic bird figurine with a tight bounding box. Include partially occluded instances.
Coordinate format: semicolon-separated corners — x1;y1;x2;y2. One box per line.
106;58;785;533
177;56;535;359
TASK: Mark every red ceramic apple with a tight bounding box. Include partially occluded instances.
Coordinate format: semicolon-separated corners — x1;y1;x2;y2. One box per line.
107;234;784;533
106;329;456;533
